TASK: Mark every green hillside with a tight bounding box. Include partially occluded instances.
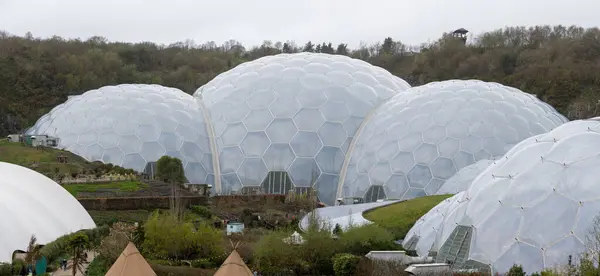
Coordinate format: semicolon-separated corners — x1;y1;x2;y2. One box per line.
2;25;600;135
364;195;452;239
0;139;92;176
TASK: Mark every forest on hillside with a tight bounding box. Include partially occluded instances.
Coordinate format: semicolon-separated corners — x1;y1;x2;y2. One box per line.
1;25;600;136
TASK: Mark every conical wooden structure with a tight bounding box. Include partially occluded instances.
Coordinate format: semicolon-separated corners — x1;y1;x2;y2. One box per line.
105;242;156;276
214;241;253;276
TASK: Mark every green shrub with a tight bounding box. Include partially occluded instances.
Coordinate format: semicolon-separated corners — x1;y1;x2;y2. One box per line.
191;258;214;269
143;211;224;261
190;205;213;219
507;264;526;276
40;225;110;264
86;256;110;276
339;224;399;255
0;263;12;276
332;253;360;276
11;259;25;275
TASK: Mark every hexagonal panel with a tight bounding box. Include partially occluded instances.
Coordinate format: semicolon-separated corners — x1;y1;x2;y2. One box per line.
85;144;105;161
269;96;301;118
221;122;247;146
317;122;346;147
185;162;208;184
288;158;320;187
314;173;339;204
263;143;296;171
220;146;245;174
369;162;392;185
240;132;270;157
414;143;438;165
122;153;147;172
180;141;203;162
407;164;433;189
429;157;457;179
78;131;98;147
315;146;345;174
102;147;125;166
384;174;410;199
139;142;166;163
223;102;250;123
295;87;327;108
243;109;273;131
135;124;161;142
290;131;322;157
118;135;143;154
157;132;183;151
221;173;243;194
265;118;297;143
320;101;351;122
98;132;120;148
247;89;276;109
293;109;325;131
175;124;200;143
238;158;269;186
113;120;135;135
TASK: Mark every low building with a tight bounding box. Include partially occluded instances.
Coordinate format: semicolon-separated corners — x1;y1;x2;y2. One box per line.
22;135;59;147
226;222;245;236
6;134;20;143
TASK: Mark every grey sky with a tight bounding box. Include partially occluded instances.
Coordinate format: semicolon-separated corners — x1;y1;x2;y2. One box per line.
1;0;598;49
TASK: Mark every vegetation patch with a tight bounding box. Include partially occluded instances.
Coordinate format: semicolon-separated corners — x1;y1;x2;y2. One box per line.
0;140;89;174
88;210;153;225
364;195;452;239
63;181;149;196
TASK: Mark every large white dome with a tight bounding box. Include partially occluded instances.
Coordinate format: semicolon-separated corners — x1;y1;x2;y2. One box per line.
27;84;216;184
338;80;568;203
195;53;410;203
433;118;600;274
0;162;96;263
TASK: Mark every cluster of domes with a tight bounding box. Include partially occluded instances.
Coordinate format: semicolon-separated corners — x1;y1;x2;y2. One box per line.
28;53;568;207
26;52;597;273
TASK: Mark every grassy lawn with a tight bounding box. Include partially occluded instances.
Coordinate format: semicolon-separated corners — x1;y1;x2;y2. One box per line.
364;195;452;239
0;139;91;175
62;180;149;196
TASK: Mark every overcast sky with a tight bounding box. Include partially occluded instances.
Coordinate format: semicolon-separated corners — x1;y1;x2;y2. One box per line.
0;0;598;49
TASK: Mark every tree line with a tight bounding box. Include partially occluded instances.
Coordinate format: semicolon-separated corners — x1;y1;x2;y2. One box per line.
1;24;600;136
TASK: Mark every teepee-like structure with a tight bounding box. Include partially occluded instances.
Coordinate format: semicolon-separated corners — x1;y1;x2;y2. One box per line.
105;242;156;276
214;241;253;276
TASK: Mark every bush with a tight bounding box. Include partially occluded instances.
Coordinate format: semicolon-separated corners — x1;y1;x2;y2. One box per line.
190;205;213;219
254;231;301;274
339;224;399;255
191;258;214;269
143;211;223;261
40;225;110;264
86;256;110;276
507;264;526;276
332;253;360;276
11;259;25;275
0;263;11;276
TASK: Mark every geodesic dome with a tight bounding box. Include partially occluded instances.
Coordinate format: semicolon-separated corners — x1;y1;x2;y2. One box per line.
435;159;496;195
338;79;568;203
26;84;215;184
432;118;600;274
0;162;96;263
194;52;410;203
403;193;464;257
